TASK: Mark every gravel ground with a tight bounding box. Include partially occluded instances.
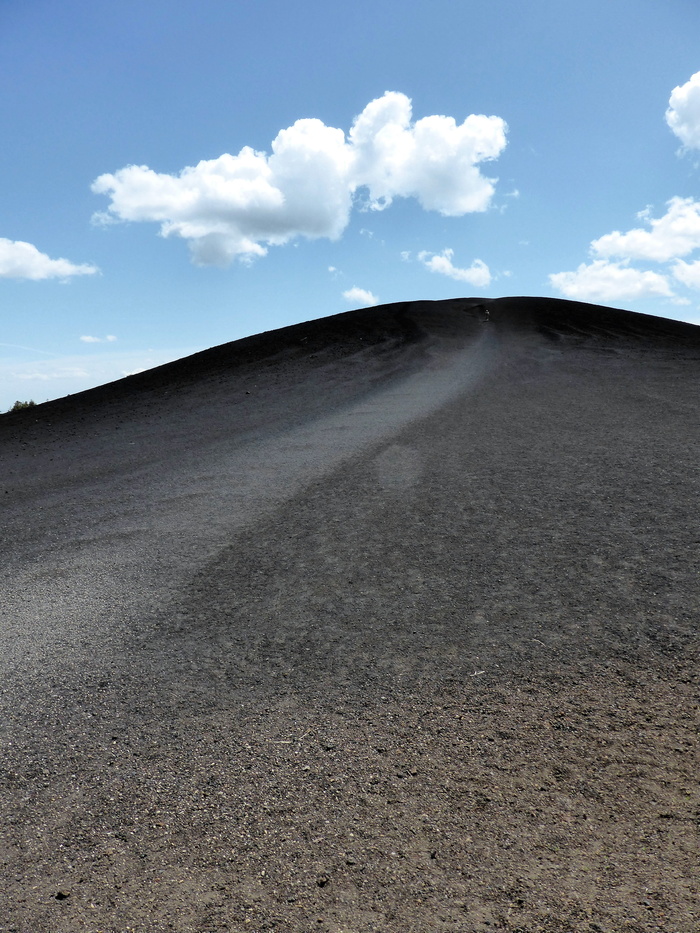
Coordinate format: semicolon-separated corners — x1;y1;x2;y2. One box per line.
1;297;698;933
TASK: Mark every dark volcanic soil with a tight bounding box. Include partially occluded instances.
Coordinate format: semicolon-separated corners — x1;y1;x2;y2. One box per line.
1;297;698;933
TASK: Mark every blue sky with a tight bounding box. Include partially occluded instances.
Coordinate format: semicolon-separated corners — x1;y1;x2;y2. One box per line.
2;0;700;408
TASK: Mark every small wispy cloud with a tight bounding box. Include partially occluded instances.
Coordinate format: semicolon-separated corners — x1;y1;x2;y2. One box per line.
0;238;99;280
0;342;54;356
342;286;378;307
80;334;117;344
417;248;492;287
14;367;90;381
495;188;520;214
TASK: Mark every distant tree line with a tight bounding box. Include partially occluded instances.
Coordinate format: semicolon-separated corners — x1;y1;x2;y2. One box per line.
7;400;36;412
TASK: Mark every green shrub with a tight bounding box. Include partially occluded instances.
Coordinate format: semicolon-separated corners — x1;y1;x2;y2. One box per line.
8;399;36;412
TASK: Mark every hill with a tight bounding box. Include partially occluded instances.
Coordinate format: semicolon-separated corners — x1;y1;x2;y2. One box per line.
1;297;699;931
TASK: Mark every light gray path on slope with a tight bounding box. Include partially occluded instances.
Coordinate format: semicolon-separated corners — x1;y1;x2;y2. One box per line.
0;317;497;679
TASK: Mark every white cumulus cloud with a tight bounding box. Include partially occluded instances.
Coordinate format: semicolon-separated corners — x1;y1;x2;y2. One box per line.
342;287;378;307
349;92;506;215
666;71;700;150
417;248;491;287
672;258;700;288
549;260;675;302
591;197;700;263
551;74;700;311
92;92;508;266
0;238;99;280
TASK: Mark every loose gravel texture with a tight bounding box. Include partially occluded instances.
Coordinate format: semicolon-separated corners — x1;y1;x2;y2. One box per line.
1;297;698;933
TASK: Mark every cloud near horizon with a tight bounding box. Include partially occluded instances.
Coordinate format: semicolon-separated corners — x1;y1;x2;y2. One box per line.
549;198;700;304
591;197;700;263
92;92;508;266
417;248;491;287
0;238;99;280
0;348;196;411
671;257;700;288
550;73;700;306
342;286;378;307
549;260;676;303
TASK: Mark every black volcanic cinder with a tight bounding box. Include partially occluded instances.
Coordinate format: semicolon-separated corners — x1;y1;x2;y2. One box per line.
1;297;699;931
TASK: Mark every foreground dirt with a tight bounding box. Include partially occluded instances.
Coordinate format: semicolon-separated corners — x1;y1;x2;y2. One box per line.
1;298;698;932
3;658;698;933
